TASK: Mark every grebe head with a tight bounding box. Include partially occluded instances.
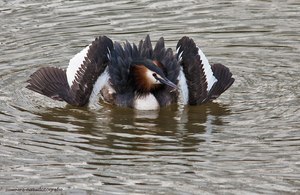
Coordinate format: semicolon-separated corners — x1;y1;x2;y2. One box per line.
131;59;177;93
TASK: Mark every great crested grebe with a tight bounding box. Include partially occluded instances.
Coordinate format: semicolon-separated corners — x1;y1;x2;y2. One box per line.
26;35;234;110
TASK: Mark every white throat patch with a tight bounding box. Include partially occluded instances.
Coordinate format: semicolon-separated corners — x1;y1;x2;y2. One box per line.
134;94;160;110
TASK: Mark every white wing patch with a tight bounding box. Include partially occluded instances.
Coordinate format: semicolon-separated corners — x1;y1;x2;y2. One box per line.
66;44;91;87
88;67;110;104
107;46;111;60
176;46;183;61
197;47;217;92
177;68;189;105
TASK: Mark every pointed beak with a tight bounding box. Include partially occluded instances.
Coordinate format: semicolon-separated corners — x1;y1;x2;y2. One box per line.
158;77;178;90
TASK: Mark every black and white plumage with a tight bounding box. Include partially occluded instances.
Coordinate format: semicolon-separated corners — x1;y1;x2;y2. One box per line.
26;36;113;106
26;35;234;110
176;36;234;105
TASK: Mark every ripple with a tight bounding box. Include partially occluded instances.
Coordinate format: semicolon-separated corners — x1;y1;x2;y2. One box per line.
0;0;299;194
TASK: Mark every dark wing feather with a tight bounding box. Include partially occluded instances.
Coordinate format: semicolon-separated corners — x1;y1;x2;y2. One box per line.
139;34;153;59
109;42;132;94
152;37;180;105
124;40;133;61
176;36;208;105
27;36;113;106
208;63;235;100
160;48;179;84
26;67;70;101
69;36;113;106
153;37;179;84
176;36;234;105
109;41;143;107
153;37;165;56
132;43;139;59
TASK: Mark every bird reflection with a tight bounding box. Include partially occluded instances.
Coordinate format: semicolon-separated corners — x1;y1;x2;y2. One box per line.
105;102;231;153
28;102;231;155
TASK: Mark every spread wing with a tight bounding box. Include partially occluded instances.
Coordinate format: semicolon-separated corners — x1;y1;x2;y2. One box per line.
26;67;70;101
176;36;234;105
209;63;235;100
67;36;113;105
26;36;113;106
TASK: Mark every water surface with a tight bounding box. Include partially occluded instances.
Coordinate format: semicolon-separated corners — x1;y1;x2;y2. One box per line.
0;0;299;194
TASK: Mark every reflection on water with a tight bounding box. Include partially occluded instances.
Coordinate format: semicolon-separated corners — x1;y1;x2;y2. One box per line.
27;102;231;155
0;0;299;194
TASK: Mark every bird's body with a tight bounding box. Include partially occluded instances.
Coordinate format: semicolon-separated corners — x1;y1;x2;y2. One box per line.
27;35;234;110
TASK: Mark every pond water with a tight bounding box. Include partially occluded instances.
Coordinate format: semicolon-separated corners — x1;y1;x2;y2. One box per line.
0;0;299;194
